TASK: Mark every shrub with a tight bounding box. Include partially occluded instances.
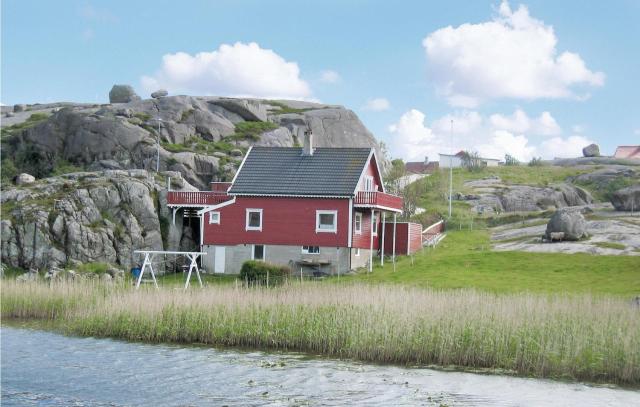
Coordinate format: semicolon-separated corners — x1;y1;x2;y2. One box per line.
504;154;520;166
239;260;290;286
528;157;544;166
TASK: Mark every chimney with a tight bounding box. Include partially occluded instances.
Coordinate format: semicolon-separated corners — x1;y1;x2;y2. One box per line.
303;128;314;156
424;156;429;165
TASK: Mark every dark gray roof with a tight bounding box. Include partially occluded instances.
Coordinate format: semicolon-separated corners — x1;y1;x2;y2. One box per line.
228;147;373;196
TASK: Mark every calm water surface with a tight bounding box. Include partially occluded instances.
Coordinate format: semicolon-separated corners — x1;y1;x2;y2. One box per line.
2;326;638;406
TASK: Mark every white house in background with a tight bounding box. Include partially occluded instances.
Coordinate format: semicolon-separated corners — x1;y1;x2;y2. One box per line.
439;151;501;168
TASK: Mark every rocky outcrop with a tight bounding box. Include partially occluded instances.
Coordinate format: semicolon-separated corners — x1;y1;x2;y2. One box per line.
611;185;640;211
1;170;196;272
582;143;600;157
462;178;593;214
569;167;637;190
109;85;141;103
2;96;382;189
545;208;588;241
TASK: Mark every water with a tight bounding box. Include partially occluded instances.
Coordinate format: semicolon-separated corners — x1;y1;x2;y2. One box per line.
2;326;638;406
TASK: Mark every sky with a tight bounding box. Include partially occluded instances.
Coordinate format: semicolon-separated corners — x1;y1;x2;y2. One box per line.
2;0;639;162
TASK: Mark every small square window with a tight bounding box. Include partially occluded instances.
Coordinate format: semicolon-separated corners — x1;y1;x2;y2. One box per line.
302;246;320;254
316;210;337;233
354;212;362;234
209;211;220;224
246;209;262;231
253;244;265;261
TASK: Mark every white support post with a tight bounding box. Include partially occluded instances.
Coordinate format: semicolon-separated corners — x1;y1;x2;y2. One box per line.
172;208;177;226
392;213;397;273
369;209;374;273
184;254;203;290
380;212;386;266
136;253;158;290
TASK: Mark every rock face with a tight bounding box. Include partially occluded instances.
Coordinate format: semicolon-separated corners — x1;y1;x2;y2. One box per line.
569;167;637;190
462;178;593;214
610;185;640;211
151;89;168;99
545;208;588;241
15;173;35;185
109;85;141;103
582;143;600;157
2;96;382;189
0;170;196;272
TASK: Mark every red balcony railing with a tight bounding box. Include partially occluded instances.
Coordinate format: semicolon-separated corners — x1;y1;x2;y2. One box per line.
167;191;233;206
354;191;403;211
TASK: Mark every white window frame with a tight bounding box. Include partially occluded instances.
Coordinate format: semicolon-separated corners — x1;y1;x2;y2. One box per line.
316;210;338;233
364;175;374;191
372;211;378;236
209;211;220;224
252;244;266;261
354;212;362;234
245;208;263;231
302;246;320;254
354;248;360;256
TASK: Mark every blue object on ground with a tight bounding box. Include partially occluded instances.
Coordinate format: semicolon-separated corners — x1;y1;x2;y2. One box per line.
131;267;141;278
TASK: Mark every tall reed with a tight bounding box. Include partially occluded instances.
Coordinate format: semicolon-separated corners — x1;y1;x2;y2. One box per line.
2;280;638;385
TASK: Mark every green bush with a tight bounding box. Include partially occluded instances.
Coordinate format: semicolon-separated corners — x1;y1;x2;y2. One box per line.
239;260;290;286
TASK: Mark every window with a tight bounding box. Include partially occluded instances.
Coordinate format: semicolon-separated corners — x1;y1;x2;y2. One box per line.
316;210;337;233
363;175;374;191
252;244;265;261
354;212;362;234
246;209;263;231
302;246;320;254
354;248;360;256
209;211;220;224
372;211;378;235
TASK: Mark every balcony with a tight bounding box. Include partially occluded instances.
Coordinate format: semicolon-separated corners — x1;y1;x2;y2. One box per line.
354;191;403;212
167;191;233;207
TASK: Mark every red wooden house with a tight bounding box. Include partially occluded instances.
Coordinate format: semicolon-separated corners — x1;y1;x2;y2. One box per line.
167;134;407;274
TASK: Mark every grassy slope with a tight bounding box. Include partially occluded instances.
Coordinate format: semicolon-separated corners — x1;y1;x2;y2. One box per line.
348;230;640;296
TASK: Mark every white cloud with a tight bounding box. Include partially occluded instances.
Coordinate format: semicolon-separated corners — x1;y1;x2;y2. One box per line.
387;108;593;162
141;42;312;99
423;1;604;107
540;135;594;158
363;97;391;111
489;109;561;135
634;129;640;136
319;70;340;83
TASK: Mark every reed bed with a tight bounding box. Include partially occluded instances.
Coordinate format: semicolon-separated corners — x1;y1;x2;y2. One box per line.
2;280;639;385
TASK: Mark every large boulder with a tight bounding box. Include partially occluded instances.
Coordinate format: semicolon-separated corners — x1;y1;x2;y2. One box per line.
109;85;141;103
582;144;600;157
15;173;35;185
610;185;640;211
545;208;588;241
151;89;168;99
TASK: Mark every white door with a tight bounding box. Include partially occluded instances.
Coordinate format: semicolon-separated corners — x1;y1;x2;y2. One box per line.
214;246;225;273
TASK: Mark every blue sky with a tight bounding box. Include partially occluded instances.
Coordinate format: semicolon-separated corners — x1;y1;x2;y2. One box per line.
2;0;639;161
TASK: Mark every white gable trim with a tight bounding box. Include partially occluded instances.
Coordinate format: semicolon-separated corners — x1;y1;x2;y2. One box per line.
352;148;375;196
371;149;386;193
230;146;253;186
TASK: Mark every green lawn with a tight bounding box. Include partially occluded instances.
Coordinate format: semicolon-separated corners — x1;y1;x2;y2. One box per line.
346;230;640;296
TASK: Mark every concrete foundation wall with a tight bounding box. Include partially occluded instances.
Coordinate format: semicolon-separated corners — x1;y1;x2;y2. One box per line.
203;244;354;275
350;248;373;270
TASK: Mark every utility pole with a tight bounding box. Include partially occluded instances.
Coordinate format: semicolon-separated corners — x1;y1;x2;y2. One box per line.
449;119;453;218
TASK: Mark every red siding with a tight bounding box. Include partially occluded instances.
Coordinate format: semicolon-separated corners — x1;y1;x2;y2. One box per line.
408;223;423;254
382;222;422;255
352;209;381;249
204;197;350;246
